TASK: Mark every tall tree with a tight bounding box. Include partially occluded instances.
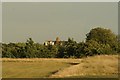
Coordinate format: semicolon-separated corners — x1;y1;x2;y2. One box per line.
86;27;118;52
66;38;77;58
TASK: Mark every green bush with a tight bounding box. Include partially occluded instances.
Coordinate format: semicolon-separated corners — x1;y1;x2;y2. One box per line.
2;27;119;58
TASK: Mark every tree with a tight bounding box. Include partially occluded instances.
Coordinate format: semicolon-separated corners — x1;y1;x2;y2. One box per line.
116;35;120;53
84;40;113;56
65;38;77;58
56;45;66;58
76;42;86;58
86;27;118;52
0;43;2;57
24;38;37;58
2;43;16;58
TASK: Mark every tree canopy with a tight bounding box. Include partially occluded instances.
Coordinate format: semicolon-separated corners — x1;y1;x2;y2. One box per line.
2;27;119;58
86;27;118;51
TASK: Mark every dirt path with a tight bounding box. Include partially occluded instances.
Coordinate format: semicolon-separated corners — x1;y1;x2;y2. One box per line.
49;55;118;78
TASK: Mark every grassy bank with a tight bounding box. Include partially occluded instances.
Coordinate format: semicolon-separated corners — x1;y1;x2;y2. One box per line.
50;55;118;78
2;58;81;78
2;55;118;78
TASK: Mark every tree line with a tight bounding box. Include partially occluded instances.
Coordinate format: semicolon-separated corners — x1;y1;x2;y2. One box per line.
2;27;120;58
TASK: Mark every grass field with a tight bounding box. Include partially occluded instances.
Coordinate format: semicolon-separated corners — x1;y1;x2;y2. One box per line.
2;55;118;78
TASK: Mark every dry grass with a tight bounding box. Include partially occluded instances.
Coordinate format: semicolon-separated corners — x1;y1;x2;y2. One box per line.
50;55;118;78
2;55;118;78
2;58;82;63
2;58;81;78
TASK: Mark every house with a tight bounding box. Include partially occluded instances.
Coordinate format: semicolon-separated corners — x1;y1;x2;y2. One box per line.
44;37;67;46
44;40;54;46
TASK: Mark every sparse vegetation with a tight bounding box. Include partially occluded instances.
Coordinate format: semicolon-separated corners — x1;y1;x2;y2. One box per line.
2;55;118;78
50;55;118;78
2;58;81;78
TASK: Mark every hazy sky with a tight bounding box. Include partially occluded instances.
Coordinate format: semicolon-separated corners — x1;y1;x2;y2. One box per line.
2;2;118;43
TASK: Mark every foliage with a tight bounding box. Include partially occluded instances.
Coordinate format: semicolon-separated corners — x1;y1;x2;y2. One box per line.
86;27;118;52
83;40;113;56
2;27;119;58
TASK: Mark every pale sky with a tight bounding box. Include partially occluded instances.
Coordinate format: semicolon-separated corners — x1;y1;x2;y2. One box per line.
2;2;118;43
